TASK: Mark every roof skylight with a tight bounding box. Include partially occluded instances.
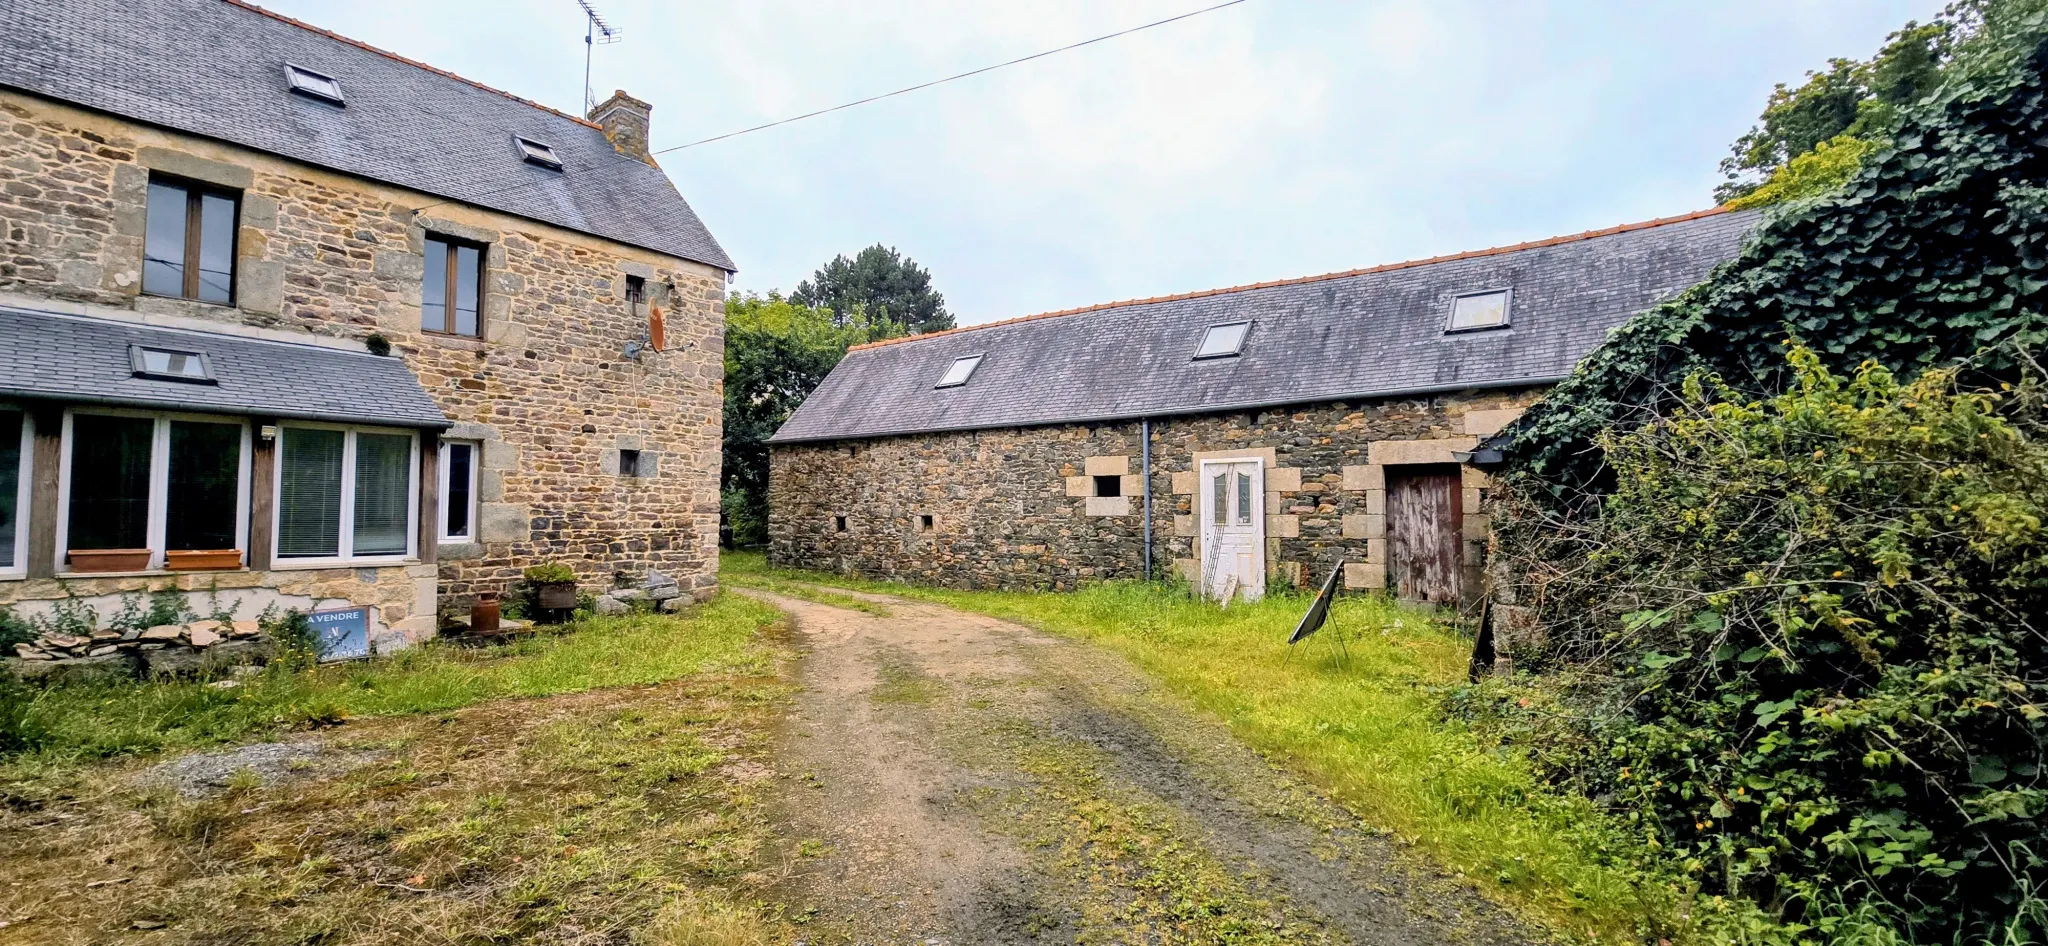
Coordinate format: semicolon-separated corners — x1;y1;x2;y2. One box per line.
1447;289;1511;332
515;136;564;170
284;64;345;106
129;345;214;383
935;353;984;389
1194;321;1251;359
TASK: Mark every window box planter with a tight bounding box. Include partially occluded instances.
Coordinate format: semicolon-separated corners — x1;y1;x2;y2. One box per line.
67;549;151;572
536;581;578;611
166;549;243;571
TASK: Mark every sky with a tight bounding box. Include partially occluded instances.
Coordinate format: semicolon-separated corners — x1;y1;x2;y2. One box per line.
260;0;1940;326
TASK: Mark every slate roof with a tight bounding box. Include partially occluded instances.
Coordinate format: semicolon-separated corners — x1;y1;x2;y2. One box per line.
771;209;1760;444
0;0;734;271
0;305;451;428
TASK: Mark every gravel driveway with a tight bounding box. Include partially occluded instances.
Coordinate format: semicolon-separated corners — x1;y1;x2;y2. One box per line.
742;587;1535;946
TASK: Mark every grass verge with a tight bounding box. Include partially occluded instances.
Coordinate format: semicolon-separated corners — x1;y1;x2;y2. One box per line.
721;551;1707;943
4;594;783;775
0;594;799;945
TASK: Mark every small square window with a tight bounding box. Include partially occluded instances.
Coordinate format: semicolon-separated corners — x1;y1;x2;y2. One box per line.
625;274;646;305
129;345;214;383
935;354;983;389
834;515;848;533
618;449;642;477
917;514;934;532
285;64;344;105
1194;321;1251;359
1093;475;1122;498
515;136;563;170
1447;289;1511;332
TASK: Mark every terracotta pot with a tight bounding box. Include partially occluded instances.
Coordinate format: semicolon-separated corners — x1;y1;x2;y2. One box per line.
470;592;502;636
166;549;243;571
66;549;151;573
537;581;578;610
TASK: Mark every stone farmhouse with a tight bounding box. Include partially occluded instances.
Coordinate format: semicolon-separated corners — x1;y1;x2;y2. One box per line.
0;0;731;658
769;209;1756;604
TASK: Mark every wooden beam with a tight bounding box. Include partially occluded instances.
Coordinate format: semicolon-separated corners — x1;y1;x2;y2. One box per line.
25;405;61;579
247;420;275;569
417;431;439;565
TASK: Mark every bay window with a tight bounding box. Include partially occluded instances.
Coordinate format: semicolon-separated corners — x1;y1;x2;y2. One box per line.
439;440;478;543
58;411;250;571
276;425;417;562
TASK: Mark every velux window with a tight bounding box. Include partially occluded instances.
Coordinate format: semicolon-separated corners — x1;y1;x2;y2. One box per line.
935;353;983;389
422;236;484;336
1194;321;1251;359
285;64;345;106
143;177;238;305
130;345;213;383
515;136;563;170
60;412;249;571
277;426;416;561
1447;289;1511;332
439;440;479;543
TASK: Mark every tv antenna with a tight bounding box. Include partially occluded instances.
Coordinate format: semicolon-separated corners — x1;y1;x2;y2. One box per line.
576;0;622;114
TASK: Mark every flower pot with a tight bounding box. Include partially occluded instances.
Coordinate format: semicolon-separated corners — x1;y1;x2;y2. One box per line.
166;549;243;571
470;592;502;636
536;581;578;610
66;549;151;573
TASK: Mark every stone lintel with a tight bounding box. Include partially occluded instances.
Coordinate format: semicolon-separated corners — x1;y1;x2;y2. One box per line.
1083;455;1129;476
1367;436;1479;466
1461;408;1525;437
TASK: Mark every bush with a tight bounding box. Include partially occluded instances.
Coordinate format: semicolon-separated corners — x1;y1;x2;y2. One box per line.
1492;348;2048;940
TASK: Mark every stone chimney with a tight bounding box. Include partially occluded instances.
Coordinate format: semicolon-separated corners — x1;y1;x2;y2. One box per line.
588;90;654;164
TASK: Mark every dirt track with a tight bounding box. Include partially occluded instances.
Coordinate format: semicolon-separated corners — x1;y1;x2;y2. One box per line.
744;588;1534;946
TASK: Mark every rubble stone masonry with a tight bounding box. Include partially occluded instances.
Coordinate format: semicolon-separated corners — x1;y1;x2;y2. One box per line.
0;90;725;620
769;388;1544;593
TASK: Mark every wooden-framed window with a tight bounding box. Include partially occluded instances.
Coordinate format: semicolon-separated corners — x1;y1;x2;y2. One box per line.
142;177;239;305
274;424;418;564
422;236;485;336
54;409;251;572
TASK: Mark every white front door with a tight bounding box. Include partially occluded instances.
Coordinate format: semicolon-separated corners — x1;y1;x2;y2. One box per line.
1198;459;1265;603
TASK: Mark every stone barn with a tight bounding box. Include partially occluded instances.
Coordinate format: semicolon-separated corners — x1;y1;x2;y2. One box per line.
768;209;1756;603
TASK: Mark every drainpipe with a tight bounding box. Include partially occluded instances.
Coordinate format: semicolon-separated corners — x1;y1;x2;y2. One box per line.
1141;418;1154;581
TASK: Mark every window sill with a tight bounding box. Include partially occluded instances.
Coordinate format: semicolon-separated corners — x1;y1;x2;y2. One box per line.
55;567;248;580
417;331;487;352
268;558;420;571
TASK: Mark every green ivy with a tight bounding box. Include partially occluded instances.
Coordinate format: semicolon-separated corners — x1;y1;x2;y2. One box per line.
1509;18;2048;497
1492;350;2048;941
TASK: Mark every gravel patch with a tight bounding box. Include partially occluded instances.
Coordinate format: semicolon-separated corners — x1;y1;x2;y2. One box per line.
136;740;383;798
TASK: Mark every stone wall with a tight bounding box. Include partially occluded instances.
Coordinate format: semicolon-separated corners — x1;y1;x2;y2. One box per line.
0;90;725;614
768;388;1544;595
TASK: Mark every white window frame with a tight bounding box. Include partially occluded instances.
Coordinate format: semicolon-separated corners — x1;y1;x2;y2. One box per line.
0;407;32;579
438;439;480;544
935;353;984;389
54;408;253;574
271;423;420;567
1194;320;1252;359
1445;288;1513;333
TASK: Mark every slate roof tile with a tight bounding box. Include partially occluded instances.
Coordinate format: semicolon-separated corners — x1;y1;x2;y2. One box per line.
0;305;450;428
0;0;734;271
772;209;1760;443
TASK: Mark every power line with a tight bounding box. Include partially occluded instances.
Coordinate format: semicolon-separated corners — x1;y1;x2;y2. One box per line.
412;0;1251;216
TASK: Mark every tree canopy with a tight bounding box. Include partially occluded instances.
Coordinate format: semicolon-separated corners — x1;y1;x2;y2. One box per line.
720;293;891;546
791;244;955;336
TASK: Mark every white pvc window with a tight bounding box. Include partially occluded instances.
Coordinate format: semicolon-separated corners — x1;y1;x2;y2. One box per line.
439;440;479;543
935;353;984;389
275;425;417;563
1194;321;1251;359
55;410;251;572
285;64;345;106
0;410;30;576
1447;289;1511;331
515;136;564;170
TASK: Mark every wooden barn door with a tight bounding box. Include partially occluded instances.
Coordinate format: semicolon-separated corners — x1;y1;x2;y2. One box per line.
1385;464;1463;604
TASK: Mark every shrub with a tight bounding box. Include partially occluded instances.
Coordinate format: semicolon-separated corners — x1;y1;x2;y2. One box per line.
522;563;577;585
1492;348;2048;940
